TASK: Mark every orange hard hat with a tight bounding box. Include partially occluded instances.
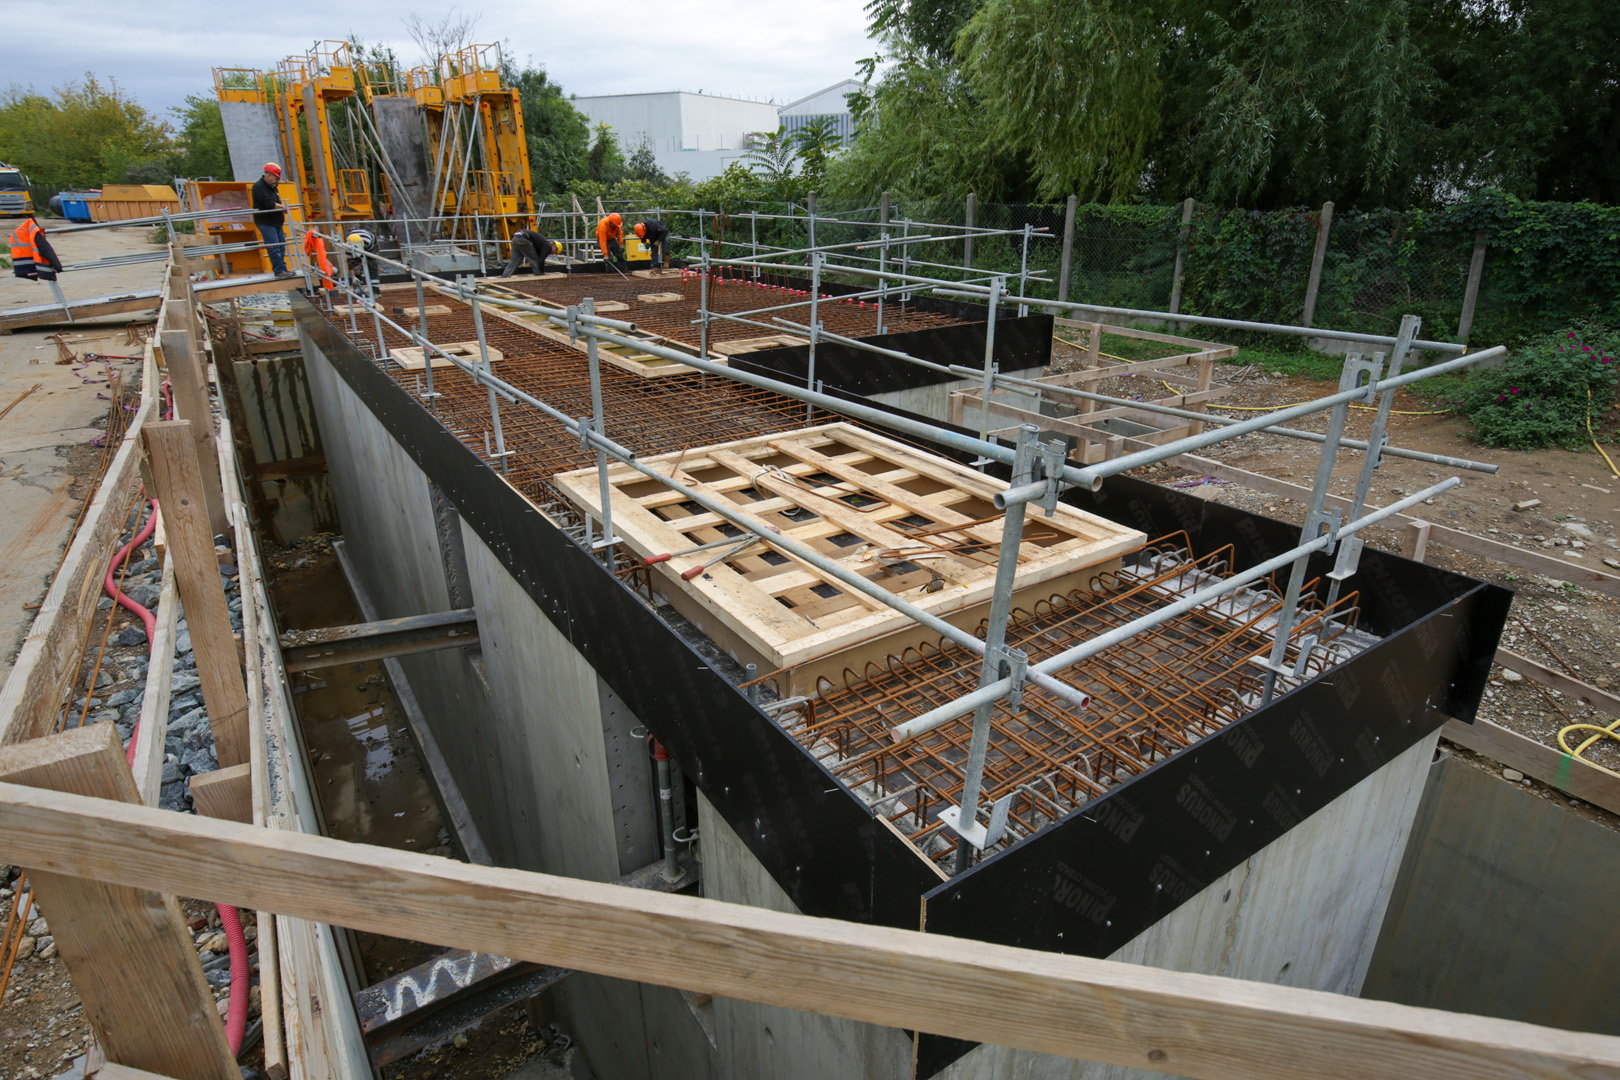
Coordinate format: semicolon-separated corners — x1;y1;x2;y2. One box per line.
263;162;282;177
634;222;646;238
609;212;621;225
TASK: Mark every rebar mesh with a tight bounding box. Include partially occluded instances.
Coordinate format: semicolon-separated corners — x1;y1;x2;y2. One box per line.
770;532;1376;870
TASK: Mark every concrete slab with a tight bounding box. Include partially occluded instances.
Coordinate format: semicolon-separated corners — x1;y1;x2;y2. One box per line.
0;226;165;685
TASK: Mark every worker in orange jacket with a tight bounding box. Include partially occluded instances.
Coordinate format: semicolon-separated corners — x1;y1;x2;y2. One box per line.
595;212;625;265
8;215;63;281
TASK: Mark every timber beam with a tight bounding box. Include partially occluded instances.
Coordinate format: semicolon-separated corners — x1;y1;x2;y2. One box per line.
280;608;479;672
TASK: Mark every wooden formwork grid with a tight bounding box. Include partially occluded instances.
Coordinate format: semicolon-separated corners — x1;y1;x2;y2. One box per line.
553;422;1146;695
950;319;1238;464
0;251;1619;1080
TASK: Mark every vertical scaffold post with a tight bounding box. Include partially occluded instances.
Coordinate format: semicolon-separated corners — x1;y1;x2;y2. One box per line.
1018;223;1032;317
412;272;437;406
977;277;1003;447
807;254;822;422
699;250;711;359
877;191;891;334
948;424;1040;875
964;192;976;271
583;297;617;566
465;276;509;474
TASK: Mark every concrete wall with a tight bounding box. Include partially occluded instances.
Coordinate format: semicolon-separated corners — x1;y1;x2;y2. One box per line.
932;729;1440;1080
696;791;915;1080
232;355;338;540
371;98;432;228
868;366;1046;425
1362;752;1620;1035
219;101;283;182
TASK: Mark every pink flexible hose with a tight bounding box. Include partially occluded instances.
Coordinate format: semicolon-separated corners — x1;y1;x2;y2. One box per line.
101;493;249;1055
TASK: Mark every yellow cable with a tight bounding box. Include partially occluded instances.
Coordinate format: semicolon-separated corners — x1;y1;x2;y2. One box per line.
1588;387;1620;478
1557;718;1620;780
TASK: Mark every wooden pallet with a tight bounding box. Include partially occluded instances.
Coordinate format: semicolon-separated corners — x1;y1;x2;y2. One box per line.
636;292;683;304
387;341;504;371
469;289;725;379
554;423;1145;694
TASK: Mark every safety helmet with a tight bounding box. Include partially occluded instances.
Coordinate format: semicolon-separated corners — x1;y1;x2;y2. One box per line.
634;222;646;239
609;212;621;225
263;163;282;178
345;231;367;247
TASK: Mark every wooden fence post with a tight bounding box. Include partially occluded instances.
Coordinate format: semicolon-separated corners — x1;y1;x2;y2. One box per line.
1168;197;1195;315
1301;200;1334;328
1056;195;1078;306
142;421;248;768
1456;231;1489;346
963;192;976;271
0;724;238;1078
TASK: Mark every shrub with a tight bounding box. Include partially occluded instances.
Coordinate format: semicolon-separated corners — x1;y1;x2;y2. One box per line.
1457;324;1620;450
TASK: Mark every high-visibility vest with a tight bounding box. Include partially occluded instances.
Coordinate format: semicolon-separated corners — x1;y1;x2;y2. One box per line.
301;231;336;290
8;219;43;264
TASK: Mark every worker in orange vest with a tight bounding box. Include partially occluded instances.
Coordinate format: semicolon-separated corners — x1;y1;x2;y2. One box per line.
595;212;625;265
8;215;63;281
302;230;335;290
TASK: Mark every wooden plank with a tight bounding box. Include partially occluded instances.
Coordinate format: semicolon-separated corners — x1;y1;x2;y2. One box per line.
141;422;248;767
190;762;252;824
0;376;150;746
92;1065;184;1080
2;782;1619;1080
1441;717;1620;816
130;550;180;806
157;330;230;536
0;726;237;1079
0;292;162;332
1495;648;1620;719
192;275;295;302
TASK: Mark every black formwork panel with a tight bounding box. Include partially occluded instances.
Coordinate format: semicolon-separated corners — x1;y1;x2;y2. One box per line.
296;299;1508;1078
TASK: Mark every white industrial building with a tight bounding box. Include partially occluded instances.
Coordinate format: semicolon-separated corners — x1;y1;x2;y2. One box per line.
571;91;781;181
571;82;869;181
779;79;867;146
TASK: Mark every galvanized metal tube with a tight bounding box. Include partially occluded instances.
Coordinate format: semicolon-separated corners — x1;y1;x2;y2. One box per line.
888;476;1463;743
583;298;617;565
463;277;509;474
932;285;1468;354
978;277;1002;445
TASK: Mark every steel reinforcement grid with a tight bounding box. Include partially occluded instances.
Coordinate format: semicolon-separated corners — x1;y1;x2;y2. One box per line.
772;531;1379;871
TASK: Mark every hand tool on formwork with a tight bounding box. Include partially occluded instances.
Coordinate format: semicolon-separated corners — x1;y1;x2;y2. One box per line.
681;534;770;580
644;535;753;566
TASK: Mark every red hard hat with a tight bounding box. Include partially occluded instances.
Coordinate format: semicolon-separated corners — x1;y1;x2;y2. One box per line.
264;163;282;177
634;222;646;238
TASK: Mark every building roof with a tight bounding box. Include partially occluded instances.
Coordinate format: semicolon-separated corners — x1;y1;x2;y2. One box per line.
778;80;869;115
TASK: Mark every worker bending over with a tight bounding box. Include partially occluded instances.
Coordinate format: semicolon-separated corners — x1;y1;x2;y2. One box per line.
502;228;558;277
8;215;63;281
344;228;377;293
634;219;670;269
596;212;625;265
251;164;292;277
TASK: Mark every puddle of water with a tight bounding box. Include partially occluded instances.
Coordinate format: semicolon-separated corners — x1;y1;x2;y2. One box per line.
270;550;451;981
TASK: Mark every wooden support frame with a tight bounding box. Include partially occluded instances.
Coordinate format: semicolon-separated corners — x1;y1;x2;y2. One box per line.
0;726;238;1079
279;607;479;672
156;328;231;536
2;781;1619;1080
141;421;249;767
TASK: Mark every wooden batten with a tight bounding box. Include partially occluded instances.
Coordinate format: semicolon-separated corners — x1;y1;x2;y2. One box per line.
387;341;505;372
555;423;1143;696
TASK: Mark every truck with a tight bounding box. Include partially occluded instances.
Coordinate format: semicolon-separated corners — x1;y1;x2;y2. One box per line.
0;163;34;216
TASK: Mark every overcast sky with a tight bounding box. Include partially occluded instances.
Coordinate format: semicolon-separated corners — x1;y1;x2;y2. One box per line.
12;0;877;118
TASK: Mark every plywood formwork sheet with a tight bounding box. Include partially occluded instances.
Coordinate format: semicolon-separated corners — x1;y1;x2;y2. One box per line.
555;422;1145;692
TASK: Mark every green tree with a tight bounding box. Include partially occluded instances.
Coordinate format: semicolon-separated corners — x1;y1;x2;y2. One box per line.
744;127;800;194
0;74;174;190
585;123;625;186
171;95;230;179
505;62;591;195
625;135;669;185
792;116;841;190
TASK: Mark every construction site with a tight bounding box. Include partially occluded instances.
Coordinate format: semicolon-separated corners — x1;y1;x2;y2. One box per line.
2;37;1620;1080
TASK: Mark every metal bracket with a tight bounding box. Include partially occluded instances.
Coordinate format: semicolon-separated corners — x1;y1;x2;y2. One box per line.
938;793;1013;851
1303;506;1343;558
566;304;579;343
1036;438;1068;518
994;643;1029;713
1328;535;1364;582
1344;352;1384;403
